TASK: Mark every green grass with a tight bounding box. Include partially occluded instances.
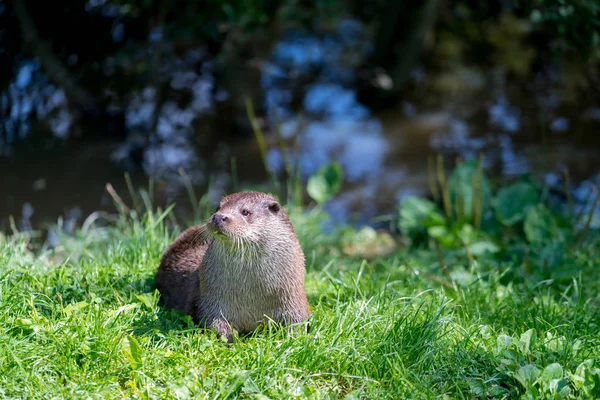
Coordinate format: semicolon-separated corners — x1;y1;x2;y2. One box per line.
1;205;599;399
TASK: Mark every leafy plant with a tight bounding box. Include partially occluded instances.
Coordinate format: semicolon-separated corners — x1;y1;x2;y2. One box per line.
396;157;599;283
307;162;344;205
398;197;446;244
122;335;144;371
493;181;539;226
529;0;600;61
570;359;600;398
491;328;600;399
524;204;561;245
448;159;492;222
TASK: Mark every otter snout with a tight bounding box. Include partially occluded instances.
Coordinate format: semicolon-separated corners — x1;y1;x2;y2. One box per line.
210;214;231;237
212;213;228;225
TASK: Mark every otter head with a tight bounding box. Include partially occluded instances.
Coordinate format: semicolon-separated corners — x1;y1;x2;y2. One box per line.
207;191;290;247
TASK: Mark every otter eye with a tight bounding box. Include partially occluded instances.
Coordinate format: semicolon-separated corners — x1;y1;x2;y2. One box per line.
241;209;251;216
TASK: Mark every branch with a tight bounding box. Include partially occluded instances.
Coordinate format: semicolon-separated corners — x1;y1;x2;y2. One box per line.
12;0;101;115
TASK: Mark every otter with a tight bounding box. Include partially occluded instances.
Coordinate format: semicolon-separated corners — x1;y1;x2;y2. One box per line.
155;191;310;342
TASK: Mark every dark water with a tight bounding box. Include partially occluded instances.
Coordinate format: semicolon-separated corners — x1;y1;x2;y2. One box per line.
2;18;600;234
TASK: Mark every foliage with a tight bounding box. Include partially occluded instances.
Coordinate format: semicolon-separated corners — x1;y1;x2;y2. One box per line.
446;0;600;62
528;0;600;60
491;329;600;399
108;0;341;37
447;159;491;221
398;159;598;282
523;204;561;245
398;197;445;245
493;181;538;226
306;161;344;205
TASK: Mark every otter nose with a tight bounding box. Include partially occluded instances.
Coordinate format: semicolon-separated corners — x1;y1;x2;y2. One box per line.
212;214;228;225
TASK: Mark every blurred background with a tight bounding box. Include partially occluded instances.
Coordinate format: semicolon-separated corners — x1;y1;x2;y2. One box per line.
1;0;599;234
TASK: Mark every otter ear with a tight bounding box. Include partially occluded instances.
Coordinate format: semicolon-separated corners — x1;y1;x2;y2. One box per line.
268;202;280;213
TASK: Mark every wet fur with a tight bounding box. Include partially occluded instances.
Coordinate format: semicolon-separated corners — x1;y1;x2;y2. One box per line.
155;191;309;341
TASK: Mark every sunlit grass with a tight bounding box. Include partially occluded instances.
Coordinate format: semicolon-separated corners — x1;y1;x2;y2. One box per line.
0;206;599;399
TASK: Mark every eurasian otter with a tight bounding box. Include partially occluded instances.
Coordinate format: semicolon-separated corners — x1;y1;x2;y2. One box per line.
155;191;309;342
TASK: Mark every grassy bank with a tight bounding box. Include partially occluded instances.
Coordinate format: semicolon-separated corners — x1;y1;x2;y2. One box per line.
1;190;599;399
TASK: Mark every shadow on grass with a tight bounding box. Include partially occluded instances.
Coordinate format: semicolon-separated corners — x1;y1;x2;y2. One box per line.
126;276;206;337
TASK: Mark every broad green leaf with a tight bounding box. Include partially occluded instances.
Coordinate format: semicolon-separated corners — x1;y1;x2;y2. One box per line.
113;303;140;319
574;359;595;380
398;197;445;241
123;335;143;370
63;300;89;316
469;241;500;256
496;334;513;353
538;363;563;384
427;225;447;238
427;225;448;241
515;364;540;388
448;160;491;221
572;360;600;396
547;378;569;397
135;293;156;310
545;332;566;352
15;318;33;327
524;205;558;244
468;378;486;397
519;328;536;354
489;385;510;397
493;182;538;226
457;224;475;243
307;162;344;204
557;383;571;398
451;268;475;286
15;318;41;334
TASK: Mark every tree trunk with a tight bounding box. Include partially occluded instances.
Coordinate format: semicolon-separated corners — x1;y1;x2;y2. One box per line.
371;0;441;96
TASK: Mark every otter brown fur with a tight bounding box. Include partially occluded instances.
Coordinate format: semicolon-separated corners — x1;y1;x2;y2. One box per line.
155;191;310;341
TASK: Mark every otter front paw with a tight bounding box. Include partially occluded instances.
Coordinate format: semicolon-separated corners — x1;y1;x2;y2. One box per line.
209;318;235;343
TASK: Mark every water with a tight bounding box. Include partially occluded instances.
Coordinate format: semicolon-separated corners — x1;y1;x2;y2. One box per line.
1;18;599;233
